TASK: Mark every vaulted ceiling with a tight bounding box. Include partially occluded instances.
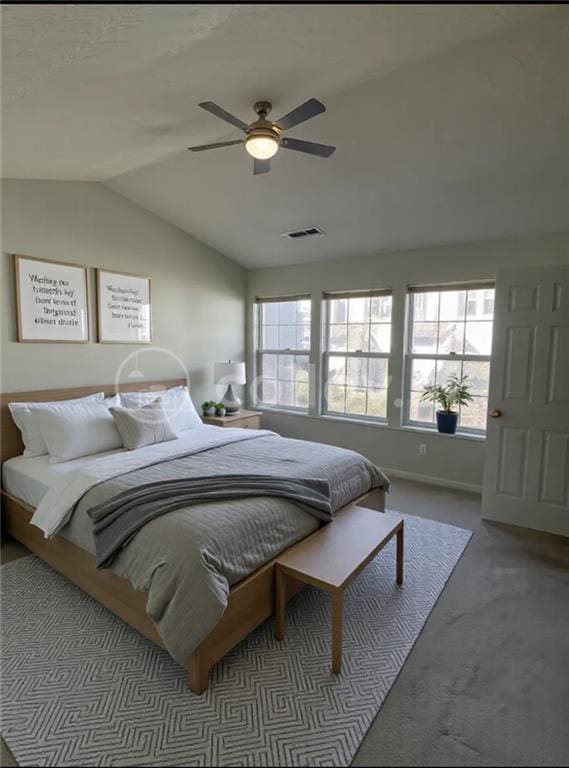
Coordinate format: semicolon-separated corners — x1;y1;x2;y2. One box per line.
2;4;567;267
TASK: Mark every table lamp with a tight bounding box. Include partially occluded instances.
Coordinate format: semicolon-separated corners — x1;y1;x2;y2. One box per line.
214;361;246;414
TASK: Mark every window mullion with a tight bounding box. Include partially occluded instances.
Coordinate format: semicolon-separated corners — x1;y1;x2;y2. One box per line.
308;293;320;417
332;350;389;359
408;353;490;362
260;348;309;355
364;356;369;416
435;290;442;355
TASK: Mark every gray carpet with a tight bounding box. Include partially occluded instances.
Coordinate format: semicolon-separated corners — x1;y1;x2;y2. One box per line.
1;514;470;767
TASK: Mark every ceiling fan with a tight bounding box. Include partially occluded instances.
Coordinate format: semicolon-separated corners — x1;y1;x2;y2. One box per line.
188;98;336;175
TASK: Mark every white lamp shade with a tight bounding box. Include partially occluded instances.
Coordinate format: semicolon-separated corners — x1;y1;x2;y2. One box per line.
214;361;246;386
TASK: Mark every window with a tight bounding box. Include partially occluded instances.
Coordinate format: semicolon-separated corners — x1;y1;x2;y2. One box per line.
323;290;392;419
406;283;495;432
255;295;311;411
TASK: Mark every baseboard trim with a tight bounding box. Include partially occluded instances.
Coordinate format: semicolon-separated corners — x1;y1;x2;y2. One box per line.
482;511;569;538
383;467;482;495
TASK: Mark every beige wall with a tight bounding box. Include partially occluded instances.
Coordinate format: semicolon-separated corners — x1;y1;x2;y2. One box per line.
1;180;246;406
247;232;569;490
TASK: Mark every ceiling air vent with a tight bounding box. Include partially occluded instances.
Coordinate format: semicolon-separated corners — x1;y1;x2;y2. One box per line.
281;226;325;240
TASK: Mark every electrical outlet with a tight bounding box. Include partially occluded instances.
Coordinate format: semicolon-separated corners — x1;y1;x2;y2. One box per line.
419;443;427;456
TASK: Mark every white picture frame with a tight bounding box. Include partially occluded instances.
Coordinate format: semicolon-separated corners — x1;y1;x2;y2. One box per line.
97;269;152;344
14;254;89;343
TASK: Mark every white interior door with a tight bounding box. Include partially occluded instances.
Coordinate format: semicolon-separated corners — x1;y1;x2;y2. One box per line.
482;265;569;537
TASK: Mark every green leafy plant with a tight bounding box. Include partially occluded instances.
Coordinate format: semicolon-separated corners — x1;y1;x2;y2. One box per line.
201;400;216;412
215;402;226;416
420;374;473;414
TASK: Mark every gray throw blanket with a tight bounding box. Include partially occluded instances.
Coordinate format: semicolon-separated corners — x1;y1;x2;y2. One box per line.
89;474;333;568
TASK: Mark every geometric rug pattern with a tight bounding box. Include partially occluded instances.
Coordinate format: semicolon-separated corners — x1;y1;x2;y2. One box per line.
1;514;471;767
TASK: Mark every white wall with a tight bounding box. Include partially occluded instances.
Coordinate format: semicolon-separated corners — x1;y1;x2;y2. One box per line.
247;232;569;491
1;180;246;406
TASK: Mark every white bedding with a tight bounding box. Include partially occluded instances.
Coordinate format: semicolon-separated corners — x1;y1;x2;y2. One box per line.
2;426;229;510
2;449;123;508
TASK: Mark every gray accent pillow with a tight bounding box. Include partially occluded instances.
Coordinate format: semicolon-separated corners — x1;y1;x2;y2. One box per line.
109;398;178;451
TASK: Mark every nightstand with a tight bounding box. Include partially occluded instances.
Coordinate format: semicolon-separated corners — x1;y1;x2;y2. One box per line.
201;409;262;430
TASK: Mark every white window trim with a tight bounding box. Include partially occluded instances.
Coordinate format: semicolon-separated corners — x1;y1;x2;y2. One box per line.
321;290;392;423
249;283;492;441
254;295;311;414
403;284;495;436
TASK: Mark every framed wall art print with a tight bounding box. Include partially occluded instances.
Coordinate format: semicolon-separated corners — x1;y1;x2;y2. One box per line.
14;254;89;343
97;269;152;344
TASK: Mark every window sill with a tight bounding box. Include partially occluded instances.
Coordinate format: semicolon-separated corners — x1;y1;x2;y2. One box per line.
319;413;389;428
254;406;486;441
400;424;486;442
255;405;309;417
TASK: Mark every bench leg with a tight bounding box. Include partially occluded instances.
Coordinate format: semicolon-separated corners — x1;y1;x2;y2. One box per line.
332;590;343;674
396;525;404;585
275;565;286;641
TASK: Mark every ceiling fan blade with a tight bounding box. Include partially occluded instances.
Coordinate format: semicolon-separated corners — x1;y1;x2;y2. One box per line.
253;158;271;175
280;137;336;158
187;139;243;152
275;98;325;130
198;102;250;132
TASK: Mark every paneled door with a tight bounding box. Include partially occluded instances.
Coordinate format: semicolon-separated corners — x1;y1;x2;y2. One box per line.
482;265;569;536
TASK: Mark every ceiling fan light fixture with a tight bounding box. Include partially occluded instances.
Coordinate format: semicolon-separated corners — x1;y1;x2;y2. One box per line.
245;133;279;160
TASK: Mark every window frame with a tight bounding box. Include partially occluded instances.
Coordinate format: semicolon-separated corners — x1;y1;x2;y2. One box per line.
404;281;495;435
254;294;311;413
322;288;393;423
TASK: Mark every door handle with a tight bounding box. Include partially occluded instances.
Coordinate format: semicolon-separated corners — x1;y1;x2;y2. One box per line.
490;409;502;418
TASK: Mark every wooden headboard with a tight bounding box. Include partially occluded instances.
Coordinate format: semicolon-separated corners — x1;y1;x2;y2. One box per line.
0;378;187;464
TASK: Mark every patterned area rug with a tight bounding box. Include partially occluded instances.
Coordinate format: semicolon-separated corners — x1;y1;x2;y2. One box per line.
1;514;471;767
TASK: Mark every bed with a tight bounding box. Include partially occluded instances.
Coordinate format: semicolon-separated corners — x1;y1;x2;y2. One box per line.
0;379;387;693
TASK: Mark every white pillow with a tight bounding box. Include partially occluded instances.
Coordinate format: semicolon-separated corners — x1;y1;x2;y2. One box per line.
119;384;184;407
120;385;201;432
9;392;105;458
37;397;123;464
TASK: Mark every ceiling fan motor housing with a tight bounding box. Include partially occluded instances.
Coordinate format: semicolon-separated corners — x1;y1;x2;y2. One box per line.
248;101;282;144
246;102;282;160
254;100;272;118
247;124;282;142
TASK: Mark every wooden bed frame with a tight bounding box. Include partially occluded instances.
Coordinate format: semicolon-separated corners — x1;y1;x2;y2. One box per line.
0;380;385;694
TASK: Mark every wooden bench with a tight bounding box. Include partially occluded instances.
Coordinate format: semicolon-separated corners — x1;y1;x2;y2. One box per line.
275;507;404;673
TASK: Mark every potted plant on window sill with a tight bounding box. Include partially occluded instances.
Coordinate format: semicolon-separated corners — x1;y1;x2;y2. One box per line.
421;374;473;434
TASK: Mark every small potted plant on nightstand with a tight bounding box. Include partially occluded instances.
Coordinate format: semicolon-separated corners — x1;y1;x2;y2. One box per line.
201;401;217;417
215;403;226;417
421;374;473;434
